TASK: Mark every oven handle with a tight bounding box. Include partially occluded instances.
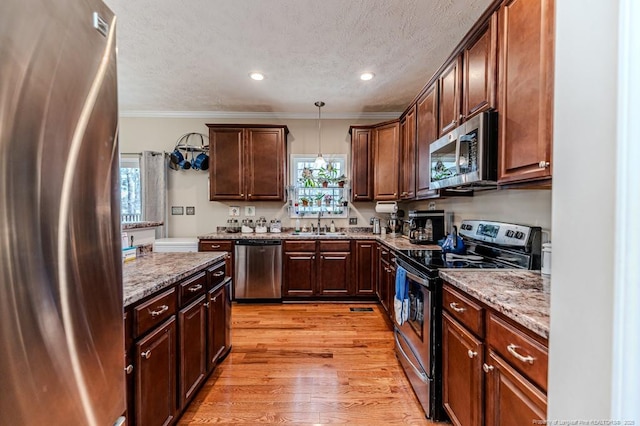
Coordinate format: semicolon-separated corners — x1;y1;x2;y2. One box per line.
404;269;429;287
394;332;429;383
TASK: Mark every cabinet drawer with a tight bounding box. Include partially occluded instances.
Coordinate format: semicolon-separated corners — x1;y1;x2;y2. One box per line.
380;245;390;262
284;240;316;252
207;261;226;289
179;272;207;307
443;285;484;337
199;240;233;252
134;287;177;338
319;240;350;252
487;312;548;392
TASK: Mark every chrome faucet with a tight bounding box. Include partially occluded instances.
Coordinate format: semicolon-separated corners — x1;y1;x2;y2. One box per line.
317;211;323;234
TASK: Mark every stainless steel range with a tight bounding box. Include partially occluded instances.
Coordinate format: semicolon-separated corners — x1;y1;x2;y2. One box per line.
392;220;542;421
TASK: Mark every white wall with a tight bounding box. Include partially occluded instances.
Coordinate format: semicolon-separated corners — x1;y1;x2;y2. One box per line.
118;117;381;236
548;0;619;420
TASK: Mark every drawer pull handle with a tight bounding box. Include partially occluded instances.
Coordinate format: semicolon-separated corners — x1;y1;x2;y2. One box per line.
213;271;224;277
468;350;477;358
141;350;151;359
482;363;494;373
149;305;169;317
188;284;203;292
125;364;133;374
211;244;221;249
449;302;466;313
507;344;535;364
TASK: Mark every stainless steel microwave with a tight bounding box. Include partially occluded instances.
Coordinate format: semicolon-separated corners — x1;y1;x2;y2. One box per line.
428;110;498;190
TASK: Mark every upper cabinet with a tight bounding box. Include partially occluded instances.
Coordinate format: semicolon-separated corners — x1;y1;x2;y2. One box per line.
497;0;554;185
416;84;440;199
400;105;416;200
207;124;288;201
349;127;373;201
463;14;497;120
438;56;463;136
373;120;401;201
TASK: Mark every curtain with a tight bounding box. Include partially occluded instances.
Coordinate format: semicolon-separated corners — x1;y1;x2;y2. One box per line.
142;151;168;238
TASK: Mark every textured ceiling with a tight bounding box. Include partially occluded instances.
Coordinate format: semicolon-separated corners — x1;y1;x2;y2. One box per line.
104;0;493;117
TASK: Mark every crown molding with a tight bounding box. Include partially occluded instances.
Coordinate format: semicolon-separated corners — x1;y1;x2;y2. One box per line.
118;110;401;120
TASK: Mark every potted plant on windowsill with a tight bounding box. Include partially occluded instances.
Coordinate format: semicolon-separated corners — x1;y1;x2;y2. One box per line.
314;193;324;207
324;194;333;206
298;167;317;188
318;163;338;187
336;174;347;187
300;196;310;207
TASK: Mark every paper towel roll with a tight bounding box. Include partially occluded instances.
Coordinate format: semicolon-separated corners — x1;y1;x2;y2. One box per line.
375;201;398;214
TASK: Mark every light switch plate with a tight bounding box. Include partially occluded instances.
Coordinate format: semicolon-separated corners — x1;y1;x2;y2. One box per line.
349;217;357;225
186;206;195;215
171;206;184;215
245;206;256;217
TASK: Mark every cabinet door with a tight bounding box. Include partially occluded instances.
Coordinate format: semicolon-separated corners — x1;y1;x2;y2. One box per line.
207;283;227;370
484;350;547;425
283;252;316;297
350;127;373;201
442;312;483;426
378;263;390;314
497;0;554;184
373;121;400;200
400;105;416;200
463;14;497;120
209;128;245;200
416;84;440;199
135;317;177;426
246;127;286;200
354;241;376;296
439;55;463;136
386;258;396;319
200;240;233;280
179;296;207;410
318;251;352;296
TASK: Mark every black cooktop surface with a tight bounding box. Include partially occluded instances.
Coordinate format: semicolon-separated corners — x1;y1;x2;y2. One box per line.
395;248;510;277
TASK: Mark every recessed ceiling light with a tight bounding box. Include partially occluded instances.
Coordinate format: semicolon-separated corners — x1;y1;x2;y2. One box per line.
360;72;375;81
249;72;264;81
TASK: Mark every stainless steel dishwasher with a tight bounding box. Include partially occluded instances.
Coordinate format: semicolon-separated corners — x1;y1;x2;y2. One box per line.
234;239;282;300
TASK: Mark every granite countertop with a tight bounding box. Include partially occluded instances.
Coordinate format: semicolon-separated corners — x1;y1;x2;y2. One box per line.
122;221;163;230
197;230;441;252
123;252;226;307
439;269;550;339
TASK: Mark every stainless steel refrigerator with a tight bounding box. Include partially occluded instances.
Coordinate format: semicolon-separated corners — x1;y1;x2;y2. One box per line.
0;0;125;425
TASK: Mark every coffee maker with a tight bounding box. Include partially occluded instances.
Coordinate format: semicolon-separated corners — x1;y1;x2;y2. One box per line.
407;210;447;244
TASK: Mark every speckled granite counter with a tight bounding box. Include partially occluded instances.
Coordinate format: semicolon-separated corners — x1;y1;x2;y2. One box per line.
122;221;163;230
123;252;226;307
197;230;441;252
439;269;550;339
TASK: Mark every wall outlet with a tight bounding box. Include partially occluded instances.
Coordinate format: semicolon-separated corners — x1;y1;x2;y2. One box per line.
186;206;195;215
171;206;184;215
349;217;357;225
428;202;436;210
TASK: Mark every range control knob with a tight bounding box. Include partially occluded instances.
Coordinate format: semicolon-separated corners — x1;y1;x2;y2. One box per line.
506;230;515;238
515;231;525;239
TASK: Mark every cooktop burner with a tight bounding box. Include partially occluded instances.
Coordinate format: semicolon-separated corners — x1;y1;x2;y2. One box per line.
395;249;510;275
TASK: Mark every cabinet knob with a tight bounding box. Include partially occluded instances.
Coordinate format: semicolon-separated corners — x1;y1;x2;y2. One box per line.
125;364;134;374
467;349;477;359
538;161;550;168
482;363;494;373
141;350;151;360
248;194;252;197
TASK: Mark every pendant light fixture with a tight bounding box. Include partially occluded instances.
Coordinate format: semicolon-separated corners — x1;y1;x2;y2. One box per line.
313;101;327;169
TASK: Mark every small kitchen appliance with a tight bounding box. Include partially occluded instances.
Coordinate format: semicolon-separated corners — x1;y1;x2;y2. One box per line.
407;210;446;244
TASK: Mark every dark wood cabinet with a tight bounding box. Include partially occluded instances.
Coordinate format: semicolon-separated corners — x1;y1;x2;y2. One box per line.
199;239;233;281
442;311;484;426
178;295;207;410
497;0;554;184
135;317;177;426
400;105;416;200
415;84;440;199
349;127;373;201
438;56;463;136
354;241;376;296
207;279;230;370
373;120;400;200
283;250;316;297
207;124;288;201
484;350;547;426
377;245;391;315
463;14;497;120
318;249;351;296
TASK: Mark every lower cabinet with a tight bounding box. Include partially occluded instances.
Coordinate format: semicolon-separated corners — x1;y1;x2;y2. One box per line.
126;259;232;426
353;240;376;296
376;244;395;316
442;282;548;426
135;317;177;426
282;240;352;298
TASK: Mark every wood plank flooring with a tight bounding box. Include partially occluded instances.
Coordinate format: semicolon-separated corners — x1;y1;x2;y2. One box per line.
178;303;443;425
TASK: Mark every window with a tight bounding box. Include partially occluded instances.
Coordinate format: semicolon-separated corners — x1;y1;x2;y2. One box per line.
120;155;142;222
289;155;348;218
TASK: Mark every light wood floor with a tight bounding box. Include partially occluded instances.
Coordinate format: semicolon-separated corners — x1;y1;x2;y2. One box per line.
179;303;443;425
